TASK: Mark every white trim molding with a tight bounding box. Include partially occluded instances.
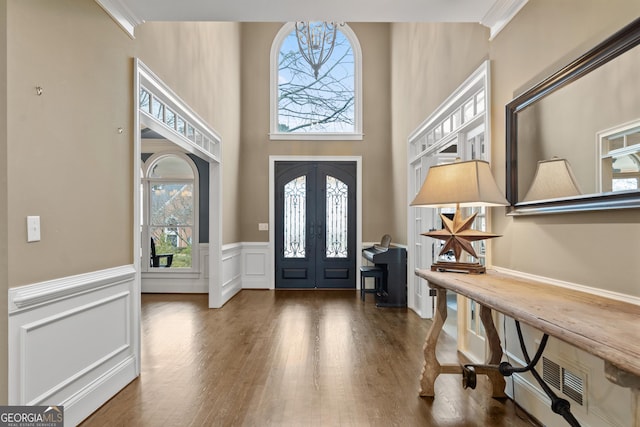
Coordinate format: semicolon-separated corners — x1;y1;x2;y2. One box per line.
138;61;222;162
95;0;528;42
141;152;201;278
94;0;143;38
480;0;529;40
240;242;271;289
220;242;270;291
407;60;491;319
492;266;640;306
9;265;138;426
134;59;224;309
269;23;363;141
10;266;135;312
140;242;261;302
221;243;243;299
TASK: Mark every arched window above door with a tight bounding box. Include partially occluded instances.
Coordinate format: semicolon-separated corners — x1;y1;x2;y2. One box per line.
270;22;363;140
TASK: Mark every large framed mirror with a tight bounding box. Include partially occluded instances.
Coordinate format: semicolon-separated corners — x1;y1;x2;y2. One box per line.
506;17;640;215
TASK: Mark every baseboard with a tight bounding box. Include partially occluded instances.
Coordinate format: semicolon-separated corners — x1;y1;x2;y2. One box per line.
508;373;607;427
508;373;555;426
492;266;640;306
221;280;242;302
141;274;207;293
61;356;137;426
142;244;209;293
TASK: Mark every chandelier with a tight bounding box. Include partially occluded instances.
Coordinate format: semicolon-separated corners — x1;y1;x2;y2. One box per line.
295;21;340;79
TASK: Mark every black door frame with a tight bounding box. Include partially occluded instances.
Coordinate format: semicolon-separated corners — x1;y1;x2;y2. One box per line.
269;156;362;290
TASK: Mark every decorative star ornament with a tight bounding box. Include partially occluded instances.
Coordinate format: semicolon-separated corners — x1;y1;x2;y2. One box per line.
423;208;501;262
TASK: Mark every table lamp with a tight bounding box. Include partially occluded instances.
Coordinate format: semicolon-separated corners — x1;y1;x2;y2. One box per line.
522;157;582;202
410;159;509;274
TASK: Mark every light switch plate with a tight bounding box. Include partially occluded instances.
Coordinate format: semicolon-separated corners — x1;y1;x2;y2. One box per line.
258;223;269;231
27;216;41;242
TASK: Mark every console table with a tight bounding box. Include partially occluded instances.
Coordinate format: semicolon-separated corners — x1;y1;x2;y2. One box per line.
415;268;640;426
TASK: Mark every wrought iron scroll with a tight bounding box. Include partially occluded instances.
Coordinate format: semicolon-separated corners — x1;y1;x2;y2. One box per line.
284;176;306;258
325;176;348;258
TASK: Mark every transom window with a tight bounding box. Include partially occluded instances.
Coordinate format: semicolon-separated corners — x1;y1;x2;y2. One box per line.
270;22;363;140
139;86;219;159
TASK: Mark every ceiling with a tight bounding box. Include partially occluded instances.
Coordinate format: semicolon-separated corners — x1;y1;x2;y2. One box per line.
96;0;528;39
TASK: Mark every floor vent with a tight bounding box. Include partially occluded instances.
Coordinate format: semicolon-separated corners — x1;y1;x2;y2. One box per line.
542;356;585;406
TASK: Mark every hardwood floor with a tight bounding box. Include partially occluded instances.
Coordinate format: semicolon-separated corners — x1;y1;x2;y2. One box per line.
81;290;540;426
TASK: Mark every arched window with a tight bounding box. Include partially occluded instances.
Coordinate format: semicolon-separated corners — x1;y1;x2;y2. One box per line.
270;22;363;140
143;153;198;270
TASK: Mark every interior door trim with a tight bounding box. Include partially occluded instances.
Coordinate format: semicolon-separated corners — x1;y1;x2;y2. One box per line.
269;155;362;290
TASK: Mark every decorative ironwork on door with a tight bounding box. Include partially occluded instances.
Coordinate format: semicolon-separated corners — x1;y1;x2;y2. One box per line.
325;176;348;258
284;176;306;258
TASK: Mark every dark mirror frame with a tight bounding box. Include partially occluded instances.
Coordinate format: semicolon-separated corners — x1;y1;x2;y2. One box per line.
506;17;640;215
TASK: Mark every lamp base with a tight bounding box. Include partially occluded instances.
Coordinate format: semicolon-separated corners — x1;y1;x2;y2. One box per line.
431;261;486;274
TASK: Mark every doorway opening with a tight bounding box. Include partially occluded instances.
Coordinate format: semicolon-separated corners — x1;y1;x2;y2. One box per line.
135;59;223;307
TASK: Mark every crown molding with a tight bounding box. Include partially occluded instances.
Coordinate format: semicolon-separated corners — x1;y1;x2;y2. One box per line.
95;0;525;40
481;0;529;40
95;0;144;39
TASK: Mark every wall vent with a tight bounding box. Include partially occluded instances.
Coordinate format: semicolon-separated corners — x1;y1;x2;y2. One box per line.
542;356;585;407
543;357;561;389
562;368;585;406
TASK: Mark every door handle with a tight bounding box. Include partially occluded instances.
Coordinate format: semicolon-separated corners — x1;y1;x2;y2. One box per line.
317;225;322;238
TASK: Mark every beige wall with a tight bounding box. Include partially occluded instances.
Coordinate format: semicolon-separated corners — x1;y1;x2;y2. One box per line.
490;0;640;296
239;23;394;243
0;0;8;405
134;22;243;244
5;2;242;289
391;2;640;297
7;0;134;287
3;0;242;402
390;22;490;243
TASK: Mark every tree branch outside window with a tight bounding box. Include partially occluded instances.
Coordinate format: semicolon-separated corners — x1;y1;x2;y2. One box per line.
278;33;355;133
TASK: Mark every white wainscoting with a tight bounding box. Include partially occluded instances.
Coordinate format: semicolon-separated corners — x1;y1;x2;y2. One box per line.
141;242;268;300
240;242;271;289
141;243;209;293
221;243;243;301
9;265;138;427
494;267;635;427
220;242;270;295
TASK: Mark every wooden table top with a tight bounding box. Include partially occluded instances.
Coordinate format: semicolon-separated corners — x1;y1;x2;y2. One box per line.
415;268;640;378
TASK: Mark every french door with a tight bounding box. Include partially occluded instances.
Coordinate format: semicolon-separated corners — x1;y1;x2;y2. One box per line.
275;161;356;288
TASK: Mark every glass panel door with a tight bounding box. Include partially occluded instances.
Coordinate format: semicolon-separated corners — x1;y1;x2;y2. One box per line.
275;161;356;288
